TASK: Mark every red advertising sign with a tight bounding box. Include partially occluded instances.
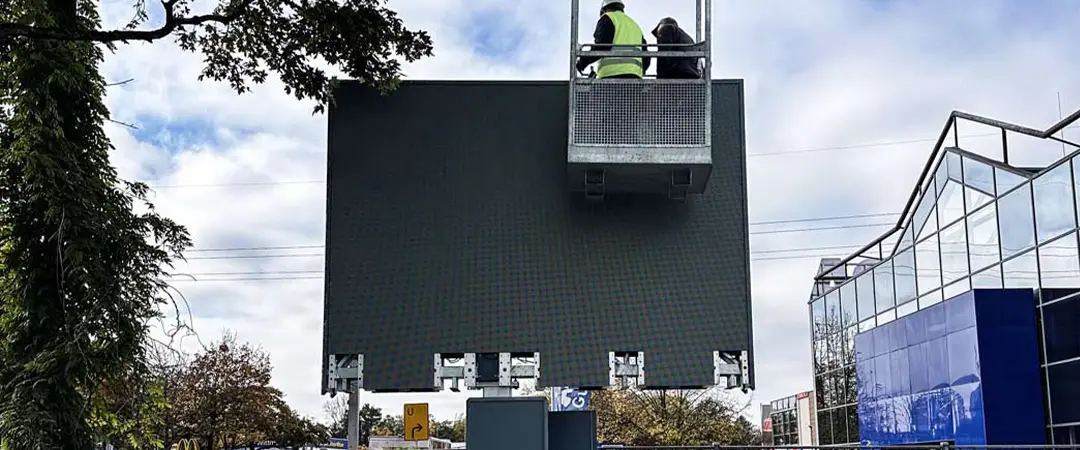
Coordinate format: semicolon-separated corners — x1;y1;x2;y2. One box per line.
796;391;810;400
762;417;773;432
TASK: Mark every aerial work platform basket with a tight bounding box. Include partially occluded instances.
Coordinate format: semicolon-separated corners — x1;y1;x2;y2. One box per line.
567;0;712;201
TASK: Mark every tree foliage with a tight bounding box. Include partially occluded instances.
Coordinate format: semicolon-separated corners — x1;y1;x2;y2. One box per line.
164;333;288;449
0;0;434;111
324;396;384;445
591;388;761;446
0;0;432;444
0;0;189;448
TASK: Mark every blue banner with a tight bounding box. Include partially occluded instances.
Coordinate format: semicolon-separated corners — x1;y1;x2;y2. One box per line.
551;387;590;411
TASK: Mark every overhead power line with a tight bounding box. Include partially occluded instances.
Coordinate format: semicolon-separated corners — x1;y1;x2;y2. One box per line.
184;214;896;256
167;252;858;283
147;129;1039;189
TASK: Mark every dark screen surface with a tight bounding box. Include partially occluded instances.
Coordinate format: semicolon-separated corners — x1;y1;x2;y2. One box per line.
323;80;753;392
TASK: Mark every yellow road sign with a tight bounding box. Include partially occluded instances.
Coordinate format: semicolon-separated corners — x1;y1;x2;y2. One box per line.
404;402;430;441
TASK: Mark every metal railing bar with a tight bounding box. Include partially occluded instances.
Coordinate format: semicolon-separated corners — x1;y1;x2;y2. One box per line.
580;42;706;49
578;50;709;58
572;78;707;84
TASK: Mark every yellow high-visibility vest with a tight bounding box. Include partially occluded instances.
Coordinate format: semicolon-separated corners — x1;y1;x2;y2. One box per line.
597;11;644;79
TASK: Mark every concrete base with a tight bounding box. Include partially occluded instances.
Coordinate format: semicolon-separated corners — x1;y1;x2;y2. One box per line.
466;397;549;450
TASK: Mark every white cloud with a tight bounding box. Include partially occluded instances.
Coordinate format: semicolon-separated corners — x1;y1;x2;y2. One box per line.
97;0;1080;429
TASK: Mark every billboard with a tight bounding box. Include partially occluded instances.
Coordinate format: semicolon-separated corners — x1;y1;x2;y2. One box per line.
323;80;753;392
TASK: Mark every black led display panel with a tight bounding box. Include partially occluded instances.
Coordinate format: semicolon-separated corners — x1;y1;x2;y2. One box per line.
323;80;753;392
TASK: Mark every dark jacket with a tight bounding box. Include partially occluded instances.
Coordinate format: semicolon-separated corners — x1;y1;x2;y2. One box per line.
575;13;651;75
652;18;701;79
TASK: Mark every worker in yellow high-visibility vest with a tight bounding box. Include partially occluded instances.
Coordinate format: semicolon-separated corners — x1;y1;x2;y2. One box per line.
575;0;651;79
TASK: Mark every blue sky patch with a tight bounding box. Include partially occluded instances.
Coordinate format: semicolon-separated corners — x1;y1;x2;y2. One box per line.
462;8;525;62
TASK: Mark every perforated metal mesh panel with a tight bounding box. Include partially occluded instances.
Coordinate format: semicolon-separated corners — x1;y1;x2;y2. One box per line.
571;80;708;146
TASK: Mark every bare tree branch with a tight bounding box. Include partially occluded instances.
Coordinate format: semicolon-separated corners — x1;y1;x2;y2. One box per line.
0;0;254;43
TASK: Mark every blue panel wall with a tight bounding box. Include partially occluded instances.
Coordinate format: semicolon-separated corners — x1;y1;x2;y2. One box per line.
856;289;1044;445
974;289;1046;445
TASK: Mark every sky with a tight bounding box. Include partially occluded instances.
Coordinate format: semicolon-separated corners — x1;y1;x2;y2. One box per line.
93;0;1080;427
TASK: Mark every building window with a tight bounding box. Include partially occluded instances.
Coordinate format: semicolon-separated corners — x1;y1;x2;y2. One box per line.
962;156;996;198
874;260;896;314
840;281;857;329
938;179;966;228
1048;359;1080;425
1034;162;1077;244
913;179;939;240
971;265;1003;289
999;183;1036;258
894;247;918;305
1043;294;1080;363
916;234;941;295
940;219;969;285
1003;250;1039;289
1039;232;1080;289
856;272;876;322
967;203;1001;272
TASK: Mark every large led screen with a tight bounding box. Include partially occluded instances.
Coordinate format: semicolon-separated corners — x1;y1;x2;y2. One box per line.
323;80;753;392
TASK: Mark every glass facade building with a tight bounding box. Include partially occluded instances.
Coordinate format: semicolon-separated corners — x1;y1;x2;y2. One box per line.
808;112;1080;445
764;391;817;446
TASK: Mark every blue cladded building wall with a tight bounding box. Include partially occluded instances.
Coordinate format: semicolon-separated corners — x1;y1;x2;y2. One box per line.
855;289;1046;445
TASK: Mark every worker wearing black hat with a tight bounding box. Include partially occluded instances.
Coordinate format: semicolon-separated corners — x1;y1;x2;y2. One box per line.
651;17;702;79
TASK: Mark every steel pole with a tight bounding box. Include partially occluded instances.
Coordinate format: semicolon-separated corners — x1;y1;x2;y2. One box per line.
347;381;360;449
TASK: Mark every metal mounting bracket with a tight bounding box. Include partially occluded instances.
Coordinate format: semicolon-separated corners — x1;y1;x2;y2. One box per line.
608;351;645;387
714;350;750;392
327;354;363;396
433;352;540;392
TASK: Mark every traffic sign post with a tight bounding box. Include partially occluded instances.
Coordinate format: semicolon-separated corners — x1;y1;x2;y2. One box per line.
404;403;430;442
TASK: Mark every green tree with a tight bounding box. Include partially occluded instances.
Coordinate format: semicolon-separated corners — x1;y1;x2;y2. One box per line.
323;396;383;444
0;0;432;448
592;388;756;446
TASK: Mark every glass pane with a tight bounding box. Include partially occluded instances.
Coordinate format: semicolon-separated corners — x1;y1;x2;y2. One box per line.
1074;156;1080;230
919;207;939;241
943;278;970;300
917;234;941;295
877;308;896;325
814;335;827;373
817;410;832;445
825;290;840;333
1049;360;1080;424
897;299;918;318
1043;295;1080;364
971;265;1003;289
962;156;995;195
938;180;966;227
1003;250;1039;289
845;404;860;443
940;219;969;285
919;289;943;309
935;157;949;196
1040;233;1080;288
946;151;963;182
874;260;896;314
900;224;915;251
996;167;1027;194
966;185;993;213
999;183;1036;258
1034;163;1077;244
856;273;875;321
913;178;938;238
840;281;857;328
894;247;918;305
968;202;1001;271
